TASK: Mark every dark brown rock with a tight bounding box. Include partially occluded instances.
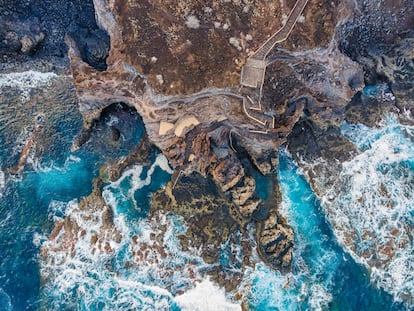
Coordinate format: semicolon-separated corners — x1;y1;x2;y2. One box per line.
257;214;294;273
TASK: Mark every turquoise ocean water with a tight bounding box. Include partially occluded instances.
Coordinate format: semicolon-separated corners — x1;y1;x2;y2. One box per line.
244;150;402;310
0;83;413;310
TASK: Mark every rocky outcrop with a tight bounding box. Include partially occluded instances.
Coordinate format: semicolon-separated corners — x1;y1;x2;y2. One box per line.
1;0;99;63
257;214;294;273
2;0;412;306
41;180;122;263
0;16;44;55
14;0;383;294
338;0;414;125
60;0;367;277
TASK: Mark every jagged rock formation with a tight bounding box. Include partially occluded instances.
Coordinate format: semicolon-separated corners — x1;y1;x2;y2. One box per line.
0;0;103;65
2;0;398;297
41;180;123;262
3;0;413;305
56;0;366;278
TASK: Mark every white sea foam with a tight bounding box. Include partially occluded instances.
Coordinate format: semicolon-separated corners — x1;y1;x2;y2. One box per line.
106;115;119;126
33;232;48;248
241;262;333;311
0;210;11;228
40;154;203;310
0;71;59;103
28;154;82;173
41;210;205;309
308;284;333;310
0;169;5;197
48;199;78;221
0;71;58;89
174;278;241;311
310;115;414;306
402;107;413;121
103;153;172;211
238;162;337;311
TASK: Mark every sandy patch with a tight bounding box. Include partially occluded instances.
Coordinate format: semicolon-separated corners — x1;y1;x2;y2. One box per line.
174;116;200;137
159;121;174;136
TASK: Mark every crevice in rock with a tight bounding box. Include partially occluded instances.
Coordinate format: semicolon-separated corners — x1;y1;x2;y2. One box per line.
67;21;110;71
72;102;144;154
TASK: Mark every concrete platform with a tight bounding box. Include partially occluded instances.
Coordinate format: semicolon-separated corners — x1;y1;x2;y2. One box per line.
240;58;266;88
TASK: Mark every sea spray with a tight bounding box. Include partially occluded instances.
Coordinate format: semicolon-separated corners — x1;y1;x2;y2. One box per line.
174;278;241;311
40;206;205;310
295;114;414;306
241;150;400;310
40;153;209;310
0;71;60;104
103;153;173;215
241;151;338;310
0;71;59;88
332;115;414;305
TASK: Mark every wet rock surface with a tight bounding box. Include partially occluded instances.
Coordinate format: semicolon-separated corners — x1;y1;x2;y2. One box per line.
3;0;414;305
41;179;123;263
40;0;361;279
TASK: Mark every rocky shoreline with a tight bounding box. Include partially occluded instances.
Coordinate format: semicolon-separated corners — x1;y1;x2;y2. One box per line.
1;0;413;306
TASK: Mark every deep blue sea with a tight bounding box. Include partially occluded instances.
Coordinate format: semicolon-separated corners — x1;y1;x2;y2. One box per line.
0;76;413;310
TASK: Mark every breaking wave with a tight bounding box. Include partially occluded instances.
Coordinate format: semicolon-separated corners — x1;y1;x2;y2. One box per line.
39;153;239;310
242;150;401;310
241;151;339;310
315;114;414;306
174;278;241;311
0;71;59;103
0;70;58;88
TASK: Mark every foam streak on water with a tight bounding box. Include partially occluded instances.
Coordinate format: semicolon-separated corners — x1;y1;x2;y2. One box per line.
0;169;5;197
0;70;58;88
103;153;173;213
174;278;241;311
322;114;414;305
41;209;183;309
239;149;404;310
